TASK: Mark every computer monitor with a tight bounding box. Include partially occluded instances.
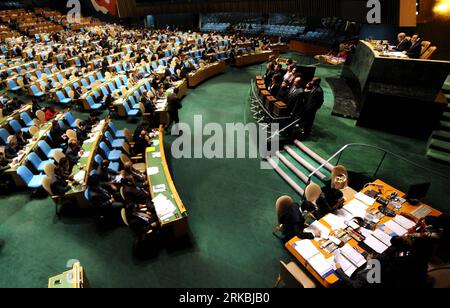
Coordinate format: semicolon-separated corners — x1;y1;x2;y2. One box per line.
406;182;431;205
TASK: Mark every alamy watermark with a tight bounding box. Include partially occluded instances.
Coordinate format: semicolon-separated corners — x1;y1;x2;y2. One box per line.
169;116;279;170
367;0;382;24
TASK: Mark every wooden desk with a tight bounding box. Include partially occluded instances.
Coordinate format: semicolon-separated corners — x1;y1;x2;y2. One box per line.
285;179;442;288
234;51;276;67
64;118;109;208
5;112;65;186
187;61;226;88
145;126;188;238
0;104;32;128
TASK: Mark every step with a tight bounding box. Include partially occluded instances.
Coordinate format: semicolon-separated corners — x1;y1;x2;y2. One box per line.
429;139;450;153
267;157;305;195
432;130;450;142
442;112;450;121
426;148;450;164
276;151;309;183
284;146;327;181
440;121;450;130
294;140;334;172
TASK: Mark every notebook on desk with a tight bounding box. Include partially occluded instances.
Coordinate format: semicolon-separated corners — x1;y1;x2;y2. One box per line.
294;240;334;278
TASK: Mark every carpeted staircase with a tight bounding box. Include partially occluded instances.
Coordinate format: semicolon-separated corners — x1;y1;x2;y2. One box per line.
427;76;450;164
267;140;335;195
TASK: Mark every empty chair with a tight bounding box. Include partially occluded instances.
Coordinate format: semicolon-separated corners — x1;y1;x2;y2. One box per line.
100;86;109;97
105;131;125;149
80;78;91;90
64;113;78;128
108;82;117;93
108;122;125;139
115;78;122;89
8;79;21;91
55;91;72;104
9;120;29;133
0;128;10;144
115;64;124;73
17;166;46;189
38;140;63;159
99;142;122;161
20;112;35;127
86;96;102;110
30;85;44;97
27;152;54;172
123;101;140;117
88;75;96;84
94;154;120;172
96;72;105;82
128;96;139;109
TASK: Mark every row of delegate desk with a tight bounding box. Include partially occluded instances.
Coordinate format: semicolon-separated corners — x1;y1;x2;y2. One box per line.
2;111;66;186
285;179;442;288
234;50;276;67
56;118;189;237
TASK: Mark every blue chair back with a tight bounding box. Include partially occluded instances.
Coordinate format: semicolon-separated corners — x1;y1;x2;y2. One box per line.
21;112;34;125
9;120;22;133
0;128;10;144
38;140;52;156
99;142;110;156
27;152;42;170
17;166;33;185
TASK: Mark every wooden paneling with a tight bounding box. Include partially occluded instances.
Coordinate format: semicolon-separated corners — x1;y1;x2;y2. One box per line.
399;0;417;26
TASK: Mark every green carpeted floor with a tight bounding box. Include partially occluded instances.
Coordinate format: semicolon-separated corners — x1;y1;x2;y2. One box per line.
0;53;449;288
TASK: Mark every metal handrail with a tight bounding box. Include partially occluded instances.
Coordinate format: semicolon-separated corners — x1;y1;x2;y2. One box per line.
307;143;450;183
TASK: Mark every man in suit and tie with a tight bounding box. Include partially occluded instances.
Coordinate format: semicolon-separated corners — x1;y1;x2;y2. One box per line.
300;77;324;138
406;34;422;59
285;77;305;116
393;33;411;52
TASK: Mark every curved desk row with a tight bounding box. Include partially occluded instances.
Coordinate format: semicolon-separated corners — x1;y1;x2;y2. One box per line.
234;51;276;67
145;126;188;238
4;112;66;186
187;61;227;88
64;118;110;208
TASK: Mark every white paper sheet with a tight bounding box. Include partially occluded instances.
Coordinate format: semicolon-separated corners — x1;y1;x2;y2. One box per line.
344;199;368;218
323;214;347;230
355;192;376;206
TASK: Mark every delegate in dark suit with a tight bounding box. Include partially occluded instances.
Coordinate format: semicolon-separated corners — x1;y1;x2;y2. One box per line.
301;79;324;136
394;39;412;52
407;36;422;59
279;203;315;242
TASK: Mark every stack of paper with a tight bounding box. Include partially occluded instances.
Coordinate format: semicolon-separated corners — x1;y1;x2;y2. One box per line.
147;166;159;175
394;215;416;230
323;214;347;230
355;192;376;206
152;194;177;221
74;171;86;183
304;220;330;239
335;252;358;277
381;220;406;236
341;244;366;268
294;240;333;278
343;199;368;218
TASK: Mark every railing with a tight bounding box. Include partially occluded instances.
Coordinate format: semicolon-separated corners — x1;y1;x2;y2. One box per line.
248;79;301;141
307;143;450;183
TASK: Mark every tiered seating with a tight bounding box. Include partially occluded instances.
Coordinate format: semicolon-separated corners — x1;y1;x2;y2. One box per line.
200;23;230;33
298;29;343;45
264;25;305;38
